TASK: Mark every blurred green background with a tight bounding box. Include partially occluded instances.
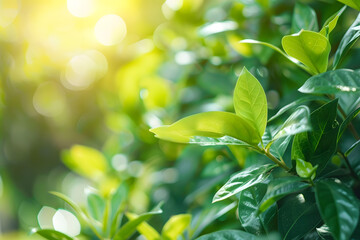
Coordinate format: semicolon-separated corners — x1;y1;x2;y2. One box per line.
0;0;358;239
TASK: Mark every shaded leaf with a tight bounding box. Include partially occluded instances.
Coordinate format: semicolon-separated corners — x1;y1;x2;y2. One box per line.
333;13;360;69
315;180;360;240
212;164;275;203
162;214;192;240
234;67;267;140
282;30;331;74
338;106;360;141
150;111;260;146
195;230;258;240
299;69;360;94
259;176;310;213
238;183;276;235
345;139;360;156
291;2;318;33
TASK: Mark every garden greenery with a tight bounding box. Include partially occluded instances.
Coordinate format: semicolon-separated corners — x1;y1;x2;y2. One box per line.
33;0;360;240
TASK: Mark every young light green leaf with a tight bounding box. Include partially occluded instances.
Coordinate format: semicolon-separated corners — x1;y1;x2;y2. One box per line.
295;159;318;180
150;111;261;146
259;176;310;213
234;67;267;140
212;164;275;203
315;180;360;240
33;229;74;240
319;6;346;37
333;13;360;69
195;230;258;240
337;0;360;11
282;30;331;74
299;69;360;94
291;2;318;33
291;99;339;173
238;183;277;235
113;203;163;240
162;214;192;240
126;212;161;240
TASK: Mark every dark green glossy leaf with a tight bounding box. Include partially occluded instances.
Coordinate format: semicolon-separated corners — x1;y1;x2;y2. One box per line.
262;126;292;159
195;230;258;240
282;30;331;74
34;229;73;240
199;21;238;36
113;202;163;240
212;164;275;203
291;2;318;33
338;106;360;141
259;176;310;213
345;139;360;156
238;183;276;235
315;180;360;240
291;100;339;173
279;192;322;240
234;67;267;140
299;69;360;94
295;159;318;180
150;111;260;146
333;13;360;69
319;6;346;37
268;95;327;122
337;0;360;11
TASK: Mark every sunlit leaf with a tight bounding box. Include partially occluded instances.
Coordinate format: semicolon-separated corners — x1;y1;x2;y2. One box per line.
295;159;318;180
212;164;275;203
52;209;81;237
162;214;192;240
319;6;346;37
337;0;360;11
282;30;331;74
234;67;267;140
150;111;261;146
291;2;318;33
238;183;276;235
62;145;107;180
259;177;310;213
333;13;360;69
195;230;258;240
126;213;160;240
299;69;360;94
315;180;360;240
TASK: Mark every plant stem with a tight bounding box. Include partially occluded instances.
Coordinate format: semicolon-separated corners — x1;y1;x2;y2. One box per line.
338;151;360;181
337;104;360;140
260;148;290;171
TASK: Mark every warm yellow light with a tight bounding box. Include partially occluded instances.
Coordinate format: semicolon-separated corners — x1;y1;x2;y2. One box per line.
67;0;95;18
94;14;127;46
0;0;19;27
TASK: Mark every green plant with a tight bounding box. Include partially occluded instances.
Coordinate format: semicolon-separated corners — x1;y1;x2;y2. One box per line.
150;1;360;240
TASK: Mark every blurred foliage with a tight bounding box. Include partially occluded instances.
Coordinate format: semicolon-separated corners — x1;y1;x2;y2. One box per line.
0;0;359;239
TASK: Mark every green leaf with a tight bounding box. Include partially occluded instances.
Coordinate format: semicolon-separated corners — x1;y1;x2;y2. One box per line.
113;203;163;240
319;6;346;37
271;106;311;143
262;126;292;159
150;111;261;146
291;2;318;33
85;187;105;222
34;229;73;240
126;212;160;240
234;67;267;140
291;100;339;173
212;164;275;203
315;180;360;240
238;183;276;235
299;69;360;94
50;192;88;223
295;159;318;180
259;176;310;213
268;96;328;122
195;230;258;240
198;21;238;37
162;214;192;240
282;30;331;74
278;192;322;240
337;0;360;11
333;13;360;69
62;145;107;180
338;106;360;141
345;139;360;156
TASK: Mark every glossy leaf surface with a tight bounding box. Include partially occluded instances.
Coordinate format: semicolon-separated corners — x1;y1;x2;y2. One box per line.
295;159;317;180
213;164;275;203
291;2;318;33
282;30;331;74
299;69;360;94
338;106;360;141
315;180;360;240
195;230;258;240
234;67;267;139
150;111;260;146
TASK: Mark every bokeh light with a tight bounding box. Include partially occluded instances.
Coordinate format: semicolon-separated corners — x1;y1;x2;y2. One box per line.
33;82;67;117
94;14;127;46
67;0;95;18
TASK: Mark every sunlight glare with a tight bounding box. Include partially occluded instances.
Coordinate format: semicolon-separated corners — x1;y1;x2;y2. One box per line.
94;14;127;46
67;0;95;18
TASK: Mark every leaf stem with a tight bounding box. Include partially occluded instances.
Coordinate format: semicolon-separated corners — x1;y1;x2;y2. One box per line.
258;147;290;171
338;151;360;181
